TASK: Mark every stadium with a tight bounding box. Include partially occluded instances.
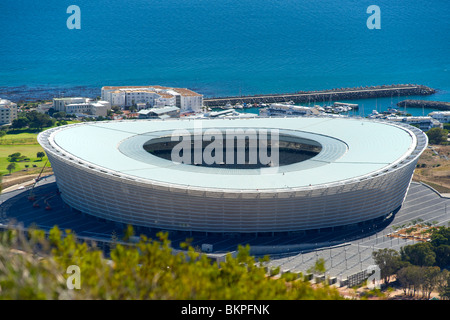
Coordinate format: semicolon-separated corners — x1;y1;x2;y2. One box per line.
37;117;427;234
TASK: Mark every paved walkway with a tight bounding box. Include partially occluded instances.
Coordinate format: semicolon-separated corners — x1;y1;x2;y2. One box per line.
1;178;449;280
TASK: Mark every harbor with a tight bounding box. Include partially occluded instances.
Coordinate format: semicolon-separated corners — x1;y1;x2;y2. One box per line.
203;84;435;108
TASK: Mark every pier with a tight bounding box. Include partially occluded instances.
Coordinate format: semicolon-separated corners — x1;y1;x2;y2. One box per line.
397;99;450;111
203;84;436;107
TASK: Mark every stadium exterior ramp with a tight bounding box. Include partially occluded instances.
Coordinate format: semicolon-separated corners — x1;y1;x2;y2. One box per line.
38;117;427;234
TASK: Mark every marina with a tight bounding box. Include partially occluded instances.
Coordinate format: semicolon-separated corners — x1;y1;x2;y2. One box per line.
203;84;435;108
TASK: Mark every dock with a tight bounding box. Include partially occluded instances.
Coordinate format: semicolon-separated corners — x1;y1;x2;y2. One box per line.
203;84;436;107
397;99;450;111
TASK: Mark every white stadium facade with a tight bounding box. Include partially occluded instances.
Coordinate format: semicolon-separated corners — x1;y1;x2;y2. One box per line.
38;117;427;235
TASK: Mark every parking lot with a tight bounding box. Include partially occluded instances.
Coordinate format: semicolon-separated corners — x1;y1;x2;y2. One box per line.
1;178;448;280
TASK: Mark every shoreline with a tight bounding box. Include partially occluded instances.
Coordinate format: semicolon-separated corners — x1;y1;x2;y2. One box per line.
0;83;438;104
397;99;450;111
0;85;100;102
203;84;436;107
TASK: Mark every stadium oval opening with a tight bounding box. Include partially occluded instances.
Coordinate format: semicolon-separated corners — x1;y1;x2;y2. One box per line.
143;129;322;169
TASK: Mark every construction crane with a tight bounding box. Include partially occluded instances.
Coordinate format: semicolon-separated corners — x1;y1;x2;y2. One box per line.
28;160;48;202
44;193;58;211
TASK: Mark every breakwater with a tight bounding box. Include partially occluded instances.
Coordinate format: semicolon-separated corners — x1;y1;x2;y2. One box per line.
203;84;436;107
0;85;100;102
397;99;450;111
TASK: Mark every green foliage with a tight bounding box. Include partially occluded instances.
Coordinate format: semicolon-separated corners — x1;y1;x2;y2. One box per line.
7;152;30;162
431;227;450;247
11;111;55;131
0;226;342;300
52;111;67;119
426;127;449;145
359;288;385;299
6;162;16;174
374;227;450;298
396;265;443;299
401;242;436;267
372;248;402;284
307;258;326;276
396;265;423;296
11;117;30;129
437;270;450;299
56;120;68;126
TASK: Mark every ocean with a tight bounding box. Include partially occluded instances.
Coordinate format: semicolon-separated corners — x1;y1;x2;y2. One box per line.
0;0;449;116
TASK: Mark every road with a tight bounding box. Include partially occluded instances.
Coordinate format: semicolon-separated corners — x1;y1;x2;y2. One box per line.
1;178;448;282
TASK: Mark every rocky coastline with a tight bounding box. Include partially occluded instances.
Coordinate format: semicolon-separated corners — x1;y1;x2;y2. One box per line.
397;99;450;111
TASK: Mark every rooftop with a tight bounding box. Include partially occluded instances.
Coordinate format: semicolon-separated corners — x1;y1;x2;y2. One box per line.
102;85;202;97
42;117;421;191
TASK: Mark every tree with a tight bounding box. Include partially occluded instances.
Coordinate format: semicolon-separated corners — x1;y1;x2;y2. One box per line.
0;226;343;300
0;130;6;140
52;111;67;119
434;245;450;269
11;117;30;129
307;258;326;278
26;111;55;130
431;227;450;247
401;242;436;267
7;152;28;162
426;127;448;145
6;162;16;174
372;248;402;284
37;151;45;161
129;104;137;113
7;152;21;162
437;270;450;300
422;266;441;299
397;265;422;296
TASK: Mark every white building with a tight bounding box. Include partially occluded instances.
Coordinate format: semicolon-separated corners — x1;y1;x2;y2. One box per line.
52;97;86;112
259;103;320;117
0;98;18;126
37;102;53;114
428;111;450;123
137;106;180;119
387;116;442;131
52;97;111;117
101;85;203;113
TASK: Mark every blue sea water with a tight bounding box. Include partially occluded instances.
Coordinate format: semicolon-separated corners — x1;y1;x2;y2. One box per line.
0;0;449;116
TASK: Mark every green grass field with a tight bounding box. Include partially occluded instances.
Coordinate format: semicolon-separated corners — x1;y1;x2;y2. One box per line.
0;130;49;175
0;144;50;175
0;121;82;176
0;131;41;145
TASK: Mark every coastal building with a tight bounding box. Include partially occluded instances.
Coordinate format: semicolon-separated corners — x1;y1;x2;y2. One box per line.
259;103;320;117
52;97;111;117
0;98;18;126
101;85;203;113
387;116;442;131
137;106;180;119
37;102;53;114
428;111;450;124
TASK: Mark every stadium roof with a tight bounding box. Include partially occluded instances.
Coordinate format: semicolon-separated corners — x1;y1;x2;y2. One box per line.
47;117;417;191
